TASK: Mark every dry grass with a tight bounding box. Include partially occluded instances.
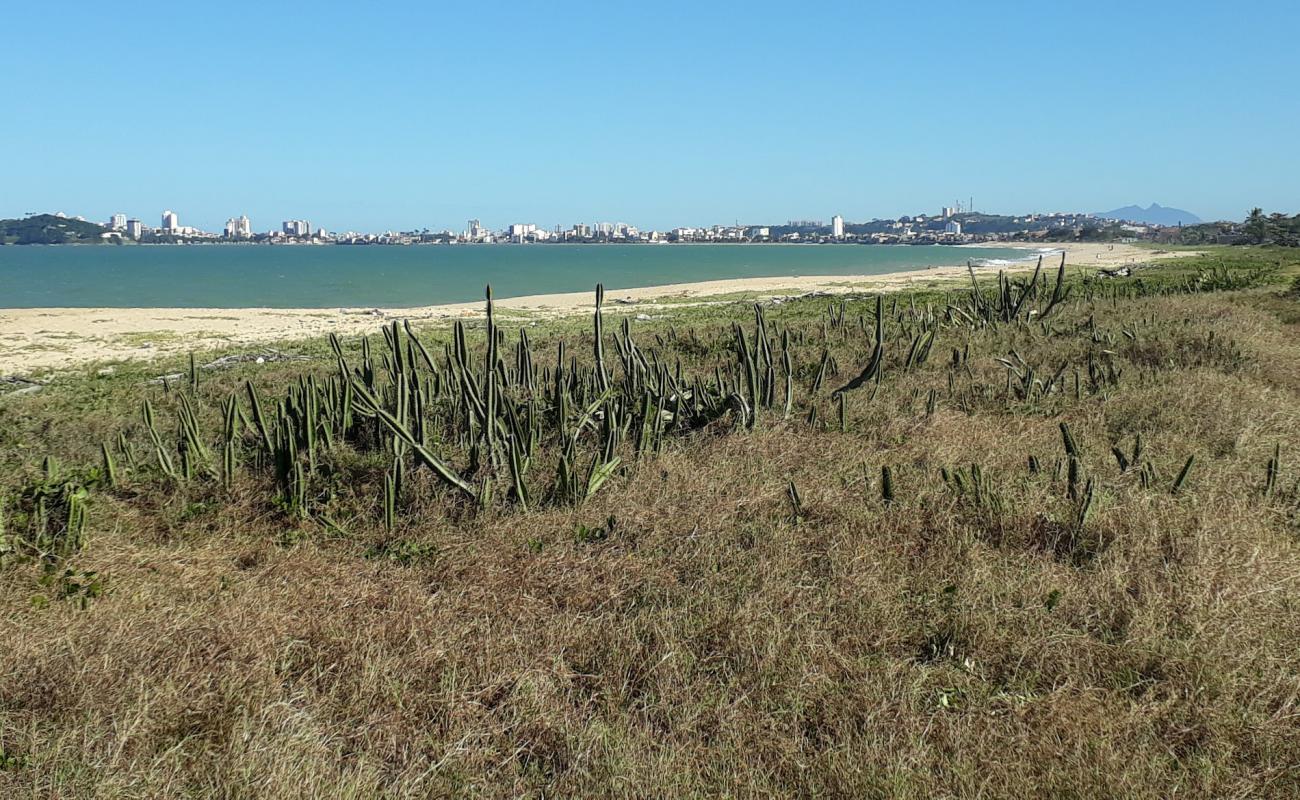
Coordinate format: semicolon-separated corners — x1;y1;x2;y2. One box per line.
2;251;1299;797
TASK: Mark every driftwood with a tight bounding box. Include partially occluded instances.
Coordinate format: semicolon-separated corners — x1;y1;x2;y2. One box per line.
0;376;45;397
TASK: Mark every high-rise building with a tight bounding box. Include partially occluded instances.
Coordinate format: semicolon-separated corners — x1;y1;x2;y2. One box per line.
125;219;144;239
944;221;963;235
224;215;253;238
109;213;127;230
282;220;312;237
831;215;845;238
468;219;484;240
161;210;179;232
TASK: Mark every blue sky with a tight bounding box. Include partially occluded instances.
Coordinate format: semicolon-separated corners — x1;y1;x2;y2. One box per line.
3;1;1297;232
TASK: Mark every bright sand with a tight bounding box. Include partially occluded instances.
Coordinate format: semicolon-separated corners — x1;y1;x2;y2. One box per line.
0;242;1194;375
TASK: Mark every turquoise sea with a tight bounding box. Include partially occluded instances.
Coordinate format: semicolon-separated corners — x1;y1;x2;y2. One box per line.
0;243;1035;308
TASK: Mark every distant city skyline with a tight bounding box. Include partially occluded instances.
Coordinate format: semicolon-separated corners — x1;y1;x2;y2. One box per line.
22;199;1207;242
4;1;1297;231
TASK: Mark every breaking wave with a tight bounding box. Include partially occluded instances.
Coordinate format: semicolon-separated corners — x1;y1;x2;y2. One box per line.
969;247;1064;268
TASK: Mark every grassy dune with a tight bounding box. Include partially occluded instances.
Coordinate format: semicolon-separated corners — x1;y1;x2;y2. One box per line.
2;248;1299;797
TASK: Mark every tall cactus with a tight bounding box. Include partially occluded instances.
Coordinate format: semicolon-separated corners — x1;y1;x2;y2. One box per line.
594;284;610;392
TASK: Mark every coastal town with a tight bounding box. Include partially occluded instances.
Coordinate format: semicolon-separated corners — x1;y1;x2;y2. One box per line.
6;202;1187;247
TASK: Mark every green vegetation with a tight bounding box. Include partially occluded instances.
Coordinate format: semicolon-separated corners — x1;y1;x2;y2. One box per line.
2;247;1299;796
0;214;110;245
1242;208;1300;246
1160;208;1300;247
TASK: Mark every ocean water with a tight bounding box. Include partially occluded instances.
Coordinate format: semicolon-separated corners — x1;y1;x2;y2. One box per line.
0;243;1035;308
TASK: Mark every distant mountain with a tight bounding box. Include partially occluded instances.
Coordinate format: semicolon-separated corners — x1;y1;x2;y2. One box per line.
1094;203;1201;227
0;213;110;244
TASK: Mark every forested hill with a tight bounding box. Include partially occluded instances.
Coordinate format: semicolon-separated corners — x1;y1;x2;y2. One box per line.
0;214;109;244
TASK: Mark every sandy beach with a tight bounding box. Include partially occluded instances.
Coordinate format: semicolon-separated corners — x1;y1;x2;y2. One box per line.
0;242;1193;375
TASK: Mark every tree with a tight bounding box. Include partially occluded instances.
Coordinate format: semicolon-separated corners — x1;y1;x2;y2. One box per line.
1245;207;1268;244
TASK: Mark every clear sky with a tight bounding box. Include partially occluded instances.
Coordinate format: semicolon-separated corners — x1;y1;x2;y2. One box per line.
3;0;1297;232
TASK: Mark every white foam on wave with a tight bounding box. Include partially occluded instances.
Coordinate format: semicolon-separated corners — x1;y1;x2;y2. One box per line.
970;246;1067;267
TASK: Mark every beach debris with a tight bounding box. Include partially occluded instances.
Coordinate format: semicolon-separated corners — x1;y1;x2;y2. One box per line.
635;313;654;321
1098;266;1133;279
2;385;43;397
1;375;46;397
146;352;312;384
759;291;871;308
200;352;310;369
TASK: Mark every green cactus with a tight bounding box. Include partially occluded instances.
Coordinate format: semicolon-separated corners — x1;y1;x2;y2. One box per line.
100;444;117;490
1171;455;1195;495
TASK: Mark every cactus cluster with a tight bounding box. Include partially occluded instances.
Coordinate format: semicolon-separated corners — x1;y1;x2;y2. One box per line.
92;286;824;527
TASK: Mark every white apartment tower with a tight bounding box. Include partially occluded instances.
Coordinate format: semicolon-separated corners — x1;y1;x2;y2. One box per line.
831;215;845;238
508;223;537;241
109;213;127;230
224;215;253;238
161;209;179;232
125;219;144;239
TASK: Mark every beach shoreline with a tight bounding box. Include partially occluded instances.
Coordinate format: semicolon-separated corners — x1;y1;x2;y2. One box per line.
0;242;1193;375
